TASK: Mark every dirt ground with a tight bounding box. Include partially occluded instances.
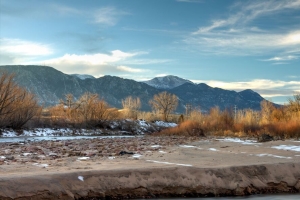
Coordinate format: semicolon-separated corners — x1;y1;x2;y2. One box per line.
1;137;300;176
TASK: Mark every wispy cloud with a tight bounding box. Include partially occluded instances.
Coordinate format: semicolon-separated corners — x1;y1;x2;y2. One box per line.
94;7;129;26
186;0;300;56
194;0;300;34
122;58;172;65
40;50;141;66
0;38;53;64
51;4;81;15
263;55;298;61
191;79;300;99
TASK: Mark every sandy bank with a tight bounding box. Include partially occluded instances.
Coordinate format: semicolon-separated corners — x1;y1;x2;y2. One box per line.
0;163;300;199
0;137;300;199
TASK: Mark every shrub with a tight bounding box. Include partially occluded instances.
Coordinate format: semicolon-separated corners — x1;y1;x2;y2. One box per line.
153;120;205;137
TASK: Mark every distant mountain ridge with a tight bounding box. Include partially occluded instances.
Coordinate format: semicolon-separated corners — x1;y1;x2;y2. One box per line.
0;65;270;112
143;75;193;89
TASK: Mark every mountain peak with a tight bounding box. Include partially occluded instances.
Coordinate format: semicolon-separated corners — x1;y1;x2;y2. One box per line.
143;75;193;89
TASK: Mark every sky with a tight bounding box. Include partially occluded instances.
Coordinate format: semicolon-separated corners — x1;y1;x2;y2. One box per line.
0;0;300;104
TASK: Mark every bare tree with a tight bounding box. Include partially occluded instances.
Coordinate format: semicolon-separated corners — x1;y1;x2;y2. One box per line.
0;71;40;129
260;100;274;124
288;94;300;113
149;91;178;121
72;93;120;127
122;96;141;119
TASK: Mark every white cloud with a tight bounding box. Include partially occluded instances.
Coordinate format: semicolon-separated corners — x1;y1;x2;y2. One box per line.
0;38;52;56
191;79;300;99
116;66;147;73
263;55;298;61
94;7;128;26
29;50;156;77
155;74;169;77
280;31;300;46
0;38;53;65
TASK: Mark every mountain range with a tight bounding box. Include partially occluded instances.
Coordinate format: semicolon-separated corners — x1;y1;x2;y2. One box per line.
0;65;268;113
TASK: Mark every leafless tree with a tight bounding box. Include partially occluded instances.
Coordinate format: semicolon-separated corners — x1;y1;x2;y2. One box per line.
122;96;141;119
260;100;274;124
58;92;120;127
149;91;178;121
288;94;300;113
0;71;40;129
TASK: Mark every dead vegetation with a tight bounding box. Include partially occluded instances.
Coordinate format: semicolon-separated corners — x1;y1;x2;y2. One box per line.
1;70;300;139
0;72;40;130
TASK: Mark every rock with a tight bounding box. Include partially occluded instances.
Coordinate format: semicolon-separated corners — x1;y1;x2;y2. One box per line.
258;133;274;142
119;151;134;156
5;155;14;160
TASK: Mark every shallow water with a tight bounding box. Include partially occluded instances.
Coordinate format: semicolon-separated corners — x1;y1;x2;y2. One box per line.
138;194;300;200
0;135;136;143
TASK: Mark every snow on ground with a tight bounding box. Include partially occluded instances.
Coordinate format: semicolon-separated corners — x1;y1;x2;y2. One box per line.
77;157;90;161
179;145;202;149
0;120;178;138
138;120;150;127
159;150;167;153
151;145;161;148
255;153;292;159
154;121;177;127
216;138;260;145
146;160;192;167
271;145;300;152
32;163;49;168
132;154;142;159
78;176;84;181
1;128;75;137
208;148;219;151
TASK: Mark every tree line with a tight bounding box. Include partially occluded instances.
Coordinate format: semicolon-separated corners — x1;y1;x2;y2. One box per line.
1;71;300;138
0;71;178;129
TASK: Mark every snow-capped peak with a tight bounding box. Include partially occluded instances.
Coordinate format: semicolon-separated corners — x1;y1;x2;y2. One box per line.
143;75;193;89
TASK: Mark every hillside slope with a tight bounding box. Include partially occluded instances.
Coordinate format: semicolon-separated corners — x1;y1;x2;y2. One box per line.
0;65;269;112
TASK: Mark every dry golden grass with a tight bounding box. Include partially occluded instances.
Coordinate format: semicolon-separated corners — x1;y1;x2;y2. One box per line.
153;120;205;136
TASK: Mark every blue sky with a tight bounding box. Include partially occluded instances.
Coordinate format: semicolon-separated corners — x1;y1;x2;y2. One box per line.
0;0;300;104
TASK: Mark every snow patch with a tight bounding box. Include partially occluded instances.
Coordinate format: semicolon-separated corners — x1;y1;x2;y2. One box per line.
146;160;192;167
179;145;202;149
256;154;292;159
271;145;300;152
216;138;260;145
78;176;84;181
32;163;49;168
77;157;90;161
151;145;161;148
132;154;142;159
209;148;219;151
154;121;177;128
